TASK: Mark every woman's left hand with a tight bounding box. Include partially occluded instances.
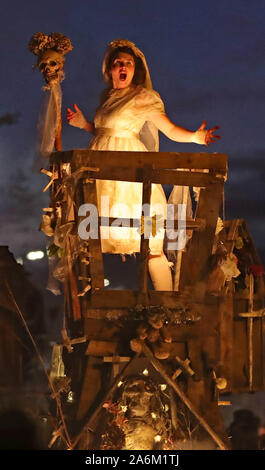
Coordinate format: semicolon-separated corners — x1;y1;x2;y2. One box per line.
192;120;221;146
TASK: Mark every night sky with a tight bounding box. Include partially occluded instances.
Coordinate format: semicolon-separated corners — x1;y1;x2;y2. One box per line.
1;0;265;426
1;0;264;262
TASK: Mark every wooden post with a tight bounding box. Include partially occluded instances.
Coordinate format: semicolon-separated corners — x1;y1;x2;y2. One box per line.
248;274;254;392
139;168;152;294
54;115;62;152
174;186;189;291
180;183;223;293
82;178;104;290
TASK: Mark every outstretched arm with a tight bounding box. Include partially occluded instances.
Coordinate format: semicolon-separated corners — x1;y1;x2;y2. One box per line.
66;104;95;134
151;114;220;146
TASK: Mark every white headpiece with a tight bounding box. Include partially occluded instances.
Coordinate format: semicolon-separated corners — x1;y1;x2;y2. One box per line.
102;39;159;152
102;39;153;90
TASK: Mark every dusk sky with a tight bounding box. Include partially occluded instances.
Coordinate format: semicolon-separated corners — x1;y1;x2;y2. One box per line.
1;0;264;265
0;0;265;428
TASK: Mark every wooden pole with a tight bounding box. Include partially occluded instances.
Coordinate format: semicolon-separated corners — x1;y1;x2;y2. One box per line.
142;344;229;450
248;273;254;392
139;168;152;294
174;186;189;291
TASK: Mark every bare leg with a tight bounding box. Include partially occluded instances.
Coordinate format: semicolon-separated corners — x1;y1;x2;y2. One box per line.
148;253;173;291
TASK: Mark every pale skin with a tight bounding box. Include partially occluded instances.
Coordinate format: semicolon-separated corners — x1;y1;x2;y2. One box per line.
66;51;221;291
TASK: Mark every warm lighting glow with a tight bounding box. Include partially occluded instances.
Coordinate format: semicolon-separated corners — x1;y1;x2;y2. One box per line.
67;391;74;403
160;384;167;391
26;250;44;261
121;405;127;412
154;435;162;442
151;412;157;419
117;381;123;387
104;278;110;286
164;404;169;412
142;369;149;376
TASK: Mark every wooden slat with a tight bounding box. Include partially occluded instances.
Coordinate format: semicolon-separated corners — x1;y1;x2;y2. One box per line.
100;217;205;231
67;167;224;186
86;289;219;309
50;149;228;173
86;340;118;356
219;296;234;391
76;357;102;421
81;179;104;290
180;183;223;289
139;170;152;293
87;289;185;309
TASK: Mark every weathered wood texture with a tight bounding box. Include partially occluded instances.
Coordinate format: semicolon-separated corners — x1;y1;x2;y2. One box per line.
139;169;152;293
51;149;228;173
81;179;104;290
219;295;234;391
179;183;224;292
76;356;103;421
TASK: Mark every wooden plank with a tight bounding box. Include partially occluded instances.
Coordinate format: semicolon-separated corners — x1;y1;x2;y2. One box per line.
100;216;206;231
139;170;152;293
50;149;228;173
86;289;220;309
86;289;188;309
66;167;225;186
180;183;223;289
65;237;81;321
219;296;234;391
81;179;104;290
85;340;118;356
238;309;265;318
187;338;204;381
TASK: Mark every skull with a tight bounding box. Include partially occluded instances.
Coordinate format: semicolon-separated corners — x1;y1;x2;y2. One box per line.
37;49;65;85
121;378;155;418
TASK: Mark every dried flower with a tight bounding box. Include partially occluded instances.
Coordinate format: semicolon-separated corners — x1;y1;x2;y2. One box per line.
28;31;72;57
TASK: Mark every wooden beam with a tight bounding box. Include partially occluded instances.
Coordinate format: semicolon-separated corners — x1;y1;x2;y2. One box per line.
81;179;104;290
87;289;190;309
139;169;152;293
238;309;265;318
219;296;234;391
67;167;225;186
180;183;224;289
50;149;228;174
100;216;206;231
86;287;219;309
85;340;118;356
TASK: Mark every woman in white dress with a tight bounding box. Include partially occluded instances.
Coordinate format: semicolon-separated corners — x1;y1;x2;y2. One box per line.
67;39;220;291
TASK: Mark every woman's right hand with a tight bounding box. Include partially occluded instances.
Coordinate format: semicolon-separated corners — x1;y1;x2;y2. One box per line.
66;103;87;129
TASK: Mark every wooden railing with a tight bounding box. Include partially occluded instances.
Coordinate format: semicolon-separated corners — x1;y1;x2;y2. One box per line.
49;150;227;318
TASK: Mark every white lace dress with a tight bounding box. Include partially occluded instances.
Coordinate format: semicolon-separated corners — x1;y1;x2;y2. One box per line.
88;85;167;255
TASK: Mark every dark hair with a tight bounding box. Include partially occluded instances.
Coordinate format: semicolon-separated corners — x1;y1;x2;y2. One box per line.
105;46;146;86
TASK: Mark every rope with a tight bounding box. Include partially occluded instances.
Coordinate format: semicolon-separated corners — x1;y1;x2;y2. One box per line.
6;281;72;449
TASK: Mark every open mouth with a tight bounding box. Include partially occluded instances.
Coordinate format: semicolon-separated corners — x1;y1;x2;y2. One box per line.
119;72;127;81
